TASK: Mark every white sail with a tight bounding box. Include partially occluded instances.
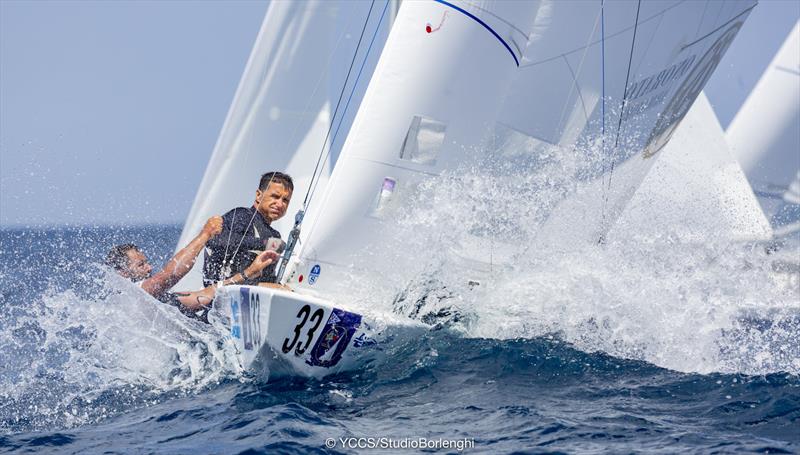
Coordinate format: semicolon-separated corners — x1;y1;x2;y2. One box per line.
173;1;393;290
287;0;755;294
726;21;800;237
608;92;772;243
523;0;757;246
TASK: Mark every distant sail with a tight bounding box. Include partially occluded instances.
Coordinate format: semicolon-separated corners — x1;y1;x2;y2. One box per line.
608;92;772;243
287;0;755;293
173;1;393;290
726;21;800;238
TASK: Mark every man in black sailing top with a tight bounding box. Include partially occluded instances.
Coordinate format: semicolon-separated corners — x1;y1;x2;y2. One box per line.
203;171;293;287
106;216;280;323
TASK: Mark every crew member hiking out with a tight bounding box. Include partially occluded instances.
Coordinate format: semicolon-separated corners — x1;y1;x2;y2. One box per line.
106;215;279;323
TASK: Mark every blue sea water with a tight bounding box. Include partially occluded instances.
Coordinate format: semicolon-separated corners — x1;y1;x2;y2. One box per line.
0;225;798;454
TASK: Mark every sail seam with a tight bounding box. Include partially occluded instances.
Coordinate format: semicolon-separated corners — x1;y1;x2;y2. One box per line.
433;0;520;67
347;156;442;177
680;5;755;50
520;0;687;69
456;0;529;38
556;6;604;137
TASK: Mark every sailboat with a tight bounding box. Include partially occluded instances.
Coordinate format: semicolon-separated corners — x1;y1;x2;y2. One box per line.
177;0;758;379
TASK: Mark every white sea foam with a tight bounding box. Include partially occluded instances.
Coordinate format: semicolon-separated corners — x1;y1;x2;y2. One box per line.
0;269;242;432
338;151;800;376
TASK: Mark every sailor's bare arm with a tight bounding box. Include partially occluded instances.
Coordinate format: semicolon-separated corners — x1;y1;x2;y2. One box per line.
141;216;223;297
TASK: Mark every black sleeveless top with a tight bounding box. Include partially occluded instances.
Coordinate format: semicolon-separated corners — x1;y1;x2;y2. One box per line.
202;206;281;287
158;292;209;324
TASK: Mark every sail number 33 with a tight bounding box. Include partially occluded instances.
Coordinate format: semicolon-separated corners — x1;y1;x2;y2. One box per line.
282;305;324;355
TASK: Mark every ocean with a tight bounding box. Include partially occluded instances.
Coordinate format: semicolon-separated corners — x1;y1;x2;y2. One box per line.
0;225;798;454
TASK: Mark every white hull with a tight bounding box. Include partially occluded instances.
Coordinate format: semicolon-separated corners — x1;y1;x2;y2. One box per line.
213;285;374;379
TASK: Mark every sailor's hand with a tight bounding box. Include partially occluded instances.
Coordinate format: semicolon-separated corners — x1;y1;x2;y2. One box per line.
245;250;280;276
201;216;224;238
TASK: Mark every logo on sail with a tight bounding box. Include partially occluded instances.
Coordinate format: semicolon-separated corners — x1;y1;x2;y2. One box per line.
642;21;743;158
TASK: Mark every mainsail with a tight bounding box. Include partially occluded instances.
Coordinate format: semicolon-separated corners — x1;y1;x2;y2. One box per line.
174;1;393;290
287;0;756;294
726;21;800;239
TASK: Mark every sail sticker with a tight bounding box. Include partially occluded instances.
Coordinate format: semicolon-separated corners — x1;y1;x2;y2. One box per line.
306;308;362;368
308;264;321;285
373;177;397;216
426;10;448;33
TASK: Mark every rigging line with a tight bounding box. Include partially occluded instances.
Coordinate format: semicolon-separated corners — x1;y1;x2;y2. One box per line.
219;4;361;268
606;0;642;192
277;6;365;170
220;206;238;276
302;0;377;209
520;0;688;69
600;0;607;199
680;5;755;50
693;0;710;44
631;12;663;77
305;0;390;213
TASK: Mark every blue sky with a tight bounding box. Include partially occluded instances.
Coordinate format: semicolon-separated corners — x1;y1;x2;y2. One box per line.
1;0;798;227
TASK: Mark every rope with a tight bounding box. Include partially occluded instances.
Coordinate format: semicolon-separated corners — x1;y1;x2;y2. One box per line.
278;1;389;281
600;0;607;221
306;0;390;213
302;0;377;209
608;0;642;175
600;0;641;233
218;3;376;280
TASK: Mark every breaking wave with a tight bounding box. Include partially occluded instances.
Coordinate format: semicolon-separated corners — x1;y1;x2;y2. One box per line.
0;228;242;433
339;141;800;377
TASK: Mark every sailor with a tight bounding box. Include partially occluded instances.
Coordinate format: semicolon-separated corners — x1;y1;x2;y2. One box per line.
106;216;279;322
203;171;293;287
